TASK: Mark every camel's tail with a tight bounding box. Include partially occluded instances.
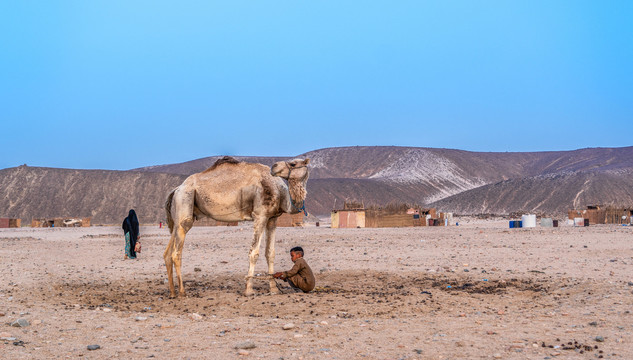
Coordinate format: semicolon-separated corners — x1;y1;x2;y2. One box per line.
165;188;176;233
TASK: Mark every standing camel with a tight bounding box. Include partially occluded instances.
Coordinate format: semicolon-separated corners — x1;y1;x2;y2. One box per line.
164;156;310;297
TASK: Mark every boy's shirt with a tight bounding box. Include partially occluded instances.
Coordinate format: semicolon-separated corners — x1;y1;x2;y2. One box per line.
284;257;315;292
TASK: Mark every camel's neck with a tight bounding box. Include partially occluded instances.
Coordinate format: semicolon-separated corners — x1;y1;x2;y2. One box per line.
284;177;308;214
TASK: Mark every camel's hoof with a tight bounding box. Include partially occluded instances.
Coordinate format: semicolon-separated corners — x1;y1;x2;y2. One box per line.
269;288;280;295
244;289;255;296
169;293;177;299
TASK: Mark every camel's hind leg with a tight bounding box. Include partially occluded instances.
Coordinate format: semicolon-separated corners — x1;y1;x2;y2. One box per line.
245;216;267;296
164;186;195;298
171;222;192;297
265;217;279;294
163;222;191;298
163;232;177;298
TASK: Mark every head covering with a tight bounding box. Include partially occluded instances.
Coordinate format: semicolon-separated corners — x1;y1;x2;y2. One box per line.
128;209;138;227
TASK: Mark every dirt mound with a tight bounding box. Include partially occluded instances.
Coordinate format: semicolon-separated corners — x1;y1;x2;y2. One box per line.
35;271;549;319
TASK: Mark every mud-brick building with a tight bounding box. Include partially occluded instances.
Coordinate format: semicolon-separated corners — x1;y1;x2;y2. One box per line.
276;213;304;227
331;209;366;228
331;202;437;228
31;217;91;227
568;205;633;225
568;205;606;225
0;218;21;228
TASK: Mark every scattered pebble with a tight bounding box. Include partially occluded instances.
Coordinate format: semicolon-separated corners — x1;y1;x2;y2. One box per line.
235;341;256;349
282;323;295;330
87;344;101;351
595;336;604;342
189;313;203;321
237;349;249;356
135;316;148;321
11;319;29;327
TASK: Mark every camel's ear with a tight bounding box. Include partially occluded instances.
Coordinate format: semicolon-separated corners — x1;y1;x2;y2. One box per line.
303;158;310;165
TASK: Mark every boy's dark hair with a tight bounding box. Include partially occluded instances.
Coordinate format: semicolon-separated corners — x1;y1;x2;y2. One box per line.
290;246;304;256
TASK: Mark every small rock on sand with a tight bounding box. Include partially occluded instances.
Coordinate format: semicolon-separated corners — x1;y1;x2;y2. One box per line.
282;323;295;330
235;341;256;349
87;344;101;351
11;319;29;327
237;349;250;356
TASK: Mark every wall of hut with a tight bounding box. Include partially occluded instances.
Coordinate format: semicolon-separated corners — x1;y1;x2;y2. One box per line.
604;207;633;224
331;210;366;228
30;217;91;227
364;205;430;228
568;207;606;225
0;218;21;228
365;212;418;228
277;213;304;227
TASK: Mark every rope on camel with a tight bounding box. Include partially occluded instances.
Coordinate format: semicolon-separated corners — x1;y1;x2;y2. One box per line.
245;273;274;280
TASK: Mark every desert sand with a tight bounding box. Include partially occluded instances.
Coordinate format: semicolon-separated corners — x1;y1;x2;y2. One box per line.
1;219;632;359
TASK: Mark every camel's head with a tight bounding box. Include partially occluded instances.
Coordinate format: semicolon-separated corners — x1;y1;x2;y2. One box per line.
271;158;310;181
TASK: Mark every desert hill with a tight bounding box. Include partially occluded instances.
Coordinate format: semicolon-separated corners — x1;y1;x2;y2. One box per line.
1;146;633;223
429;169;633;215
0;165;185;224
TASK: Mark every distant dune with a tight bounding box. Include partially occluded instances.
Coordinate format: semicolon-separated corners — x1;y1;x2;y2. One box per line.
2;146;633;223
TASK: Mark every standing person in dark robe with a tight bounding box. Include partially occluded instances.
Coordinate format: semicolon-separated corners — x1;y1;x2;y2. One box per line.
122;209;140;259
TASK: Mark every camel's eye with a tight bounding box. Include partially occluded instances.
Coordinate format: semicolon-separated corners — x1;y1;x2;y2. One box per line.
290;163;296;167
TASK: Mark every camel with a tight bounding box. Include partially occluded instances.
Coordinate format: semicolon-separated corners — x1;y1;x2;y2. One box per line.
164;156;310;297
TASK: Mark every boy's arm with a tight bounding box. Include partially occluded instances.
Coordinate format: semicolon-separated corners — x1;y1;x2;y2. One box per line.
284;260;304;278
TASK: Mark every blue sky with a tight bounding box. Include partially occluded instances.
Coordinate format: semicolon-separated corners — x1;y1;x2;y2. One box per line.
1;1;631;170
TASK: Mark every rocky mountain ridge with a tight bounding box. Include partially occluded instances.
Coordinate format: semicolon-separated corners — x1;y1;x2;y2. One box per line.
2;146;632;223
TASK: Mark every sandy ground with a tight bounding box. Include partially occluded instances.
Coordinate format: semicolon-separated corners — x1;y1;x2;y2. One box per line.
1;218;632;359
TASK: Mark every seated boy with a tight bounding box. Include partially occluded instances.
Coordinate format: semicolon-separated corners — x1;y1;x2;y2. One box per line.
273;246;315;293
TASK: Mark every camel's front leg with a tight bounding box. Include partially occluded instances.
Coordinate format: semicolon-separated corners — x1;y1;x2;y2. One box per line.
265;217;279;294
245;217;267;296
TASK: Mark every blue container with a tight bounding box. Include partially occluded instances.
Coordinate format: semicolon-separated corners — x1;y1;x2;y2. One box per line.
518;221;522;228
509;221;515;228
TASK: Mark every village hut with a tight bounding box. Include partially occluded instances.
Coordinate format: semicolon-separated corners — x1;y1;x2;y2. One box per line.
0;218;21;228
331;202;440;228
365;204;433;228
604;206;633;224
331;201;366;228
277;212;304;227
331;209;366;228
568;205;606;225
30;217;91;227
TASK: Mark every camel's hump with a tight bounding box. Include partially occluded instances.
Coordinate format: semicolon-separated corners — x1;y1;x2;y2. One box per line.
204;156;241;173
